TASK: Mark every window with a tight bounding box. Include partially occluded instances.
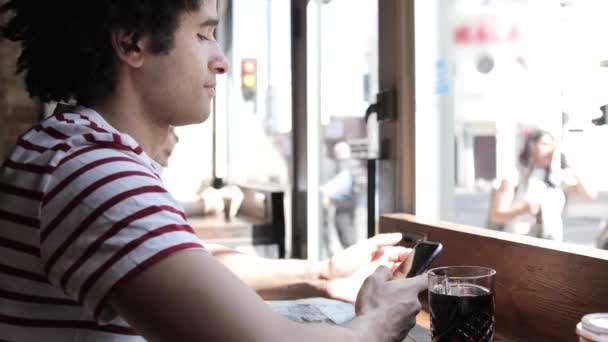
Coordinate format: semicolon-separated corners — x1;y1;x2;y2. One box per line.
225;0;293;187
307;0;379;259
416;0;608;250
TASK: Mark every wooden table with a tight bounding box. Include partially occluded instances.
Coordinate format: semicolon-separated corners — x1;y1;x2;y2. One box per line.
188;212;286;258
188;214;282;254
189;214;264;238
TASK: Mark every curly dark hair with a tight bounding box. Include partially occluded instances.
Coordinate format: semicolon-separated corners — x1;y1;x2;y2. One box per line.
0;0;202;106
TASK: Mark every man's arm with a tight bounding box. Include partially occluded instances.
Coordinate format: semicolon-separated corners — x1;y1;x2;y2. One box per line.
207;244;329;300
110;249;362;342
111;249;427;342
206;233;410;302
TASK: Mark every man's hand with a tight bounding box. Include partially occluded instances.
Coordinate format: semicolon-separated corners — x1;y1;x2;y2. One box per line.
348;266;427;341
322;233;412;302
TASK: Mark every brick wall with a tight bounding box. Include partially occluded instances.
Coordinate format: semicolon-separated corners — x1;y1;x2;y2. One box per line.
0;39;41;159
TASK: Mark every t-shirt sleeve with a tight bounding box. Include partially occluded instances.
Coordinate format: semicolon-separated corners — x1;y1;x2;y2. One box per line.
503;164;520;187
39;148;204;323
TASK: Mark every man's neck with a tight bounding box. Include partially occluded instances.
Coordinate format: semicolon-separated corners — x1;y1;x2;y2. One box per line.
92;81;168;158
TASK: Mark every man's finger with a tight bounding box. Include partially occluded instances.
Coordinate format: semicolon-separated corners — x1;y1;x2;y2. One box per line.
392;248;415;279
369;251;394;271
380;246;410;262
406;274;429;293
372;265;393;282
369;233;403;248
370;247;385;261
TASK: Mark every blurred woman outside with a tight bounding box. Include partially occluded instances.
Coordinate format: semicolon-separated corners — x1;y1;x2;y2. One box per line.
489;130;596;241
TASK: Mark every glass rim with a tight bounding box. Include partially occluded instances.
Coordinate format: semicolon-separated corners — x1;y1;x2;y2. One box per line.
427;266;496;280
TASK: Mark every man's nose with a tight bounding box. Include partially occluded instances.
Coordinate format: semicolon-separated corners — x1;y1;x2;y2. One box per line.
210;49;230;74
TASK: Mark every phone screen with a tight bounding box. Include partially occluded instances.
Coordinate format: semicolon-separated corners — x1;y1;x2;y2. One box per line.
405;241;443;278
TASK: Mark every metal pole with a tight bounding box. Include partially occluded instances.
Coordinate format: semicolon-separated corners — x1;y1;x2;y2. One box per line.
290;0;309;259
367;159;376;237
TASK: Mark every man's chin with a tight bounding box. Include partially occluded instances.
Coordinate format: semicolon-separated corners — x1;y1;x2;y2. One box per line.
197;104;212;123
173;111;211;126
199;111;211;123
198;113;211;124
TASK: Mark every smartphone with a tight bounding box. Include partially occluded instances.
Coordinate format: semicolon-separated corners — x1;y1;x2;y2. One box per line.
405;241;443;278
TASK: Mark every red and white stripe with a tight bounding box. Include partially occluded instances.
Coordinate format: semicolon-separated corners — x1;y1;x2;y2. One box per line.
0;108;203;341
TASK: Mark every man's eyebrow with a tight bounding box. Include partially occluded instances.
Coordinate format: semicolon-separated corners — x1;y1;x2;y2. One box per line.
200;17;220;27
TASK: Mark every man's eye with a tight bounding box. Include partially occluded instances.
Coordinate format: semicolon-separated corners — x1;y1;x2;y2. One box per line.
197;34;208;41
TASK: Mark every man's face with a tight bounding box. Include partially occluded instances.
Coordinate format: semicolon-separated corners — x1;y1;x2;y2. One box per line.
137;0;228;126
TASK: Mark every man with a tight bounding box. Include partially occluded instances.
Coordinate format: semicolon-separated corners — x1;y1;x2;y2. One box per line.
322;141;360;253
0;1;426;341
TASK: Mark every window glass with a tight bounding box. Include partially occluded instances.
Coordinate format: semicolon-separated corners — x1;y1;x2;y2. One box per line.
424;0;608;250
311;0;378;259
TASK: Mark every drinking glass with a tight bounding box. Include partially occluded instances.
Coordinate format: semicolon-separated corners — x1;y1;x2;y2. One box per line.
428;266;496;342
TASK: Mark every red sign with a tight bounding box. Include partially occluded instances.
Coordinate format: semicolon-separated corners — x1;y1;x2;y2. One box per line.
454;22;520;45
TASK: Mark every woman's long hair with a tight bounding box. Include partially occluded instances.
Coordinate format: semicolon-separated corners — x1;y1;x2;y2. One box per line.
518;130;567;188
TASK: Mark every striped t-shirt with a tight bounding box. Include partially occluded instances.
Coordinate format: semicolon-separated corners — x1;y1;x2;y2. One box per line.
0;107;205;341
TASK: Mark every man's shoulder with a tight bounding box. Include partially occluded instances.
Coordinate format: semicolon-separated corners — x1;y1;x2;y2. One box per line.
1;108;160;195
38;110;151;170
49;111;143;155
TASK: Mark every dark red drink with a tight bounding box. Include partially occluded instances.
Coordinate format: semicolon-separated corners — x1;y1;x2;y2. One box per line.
429;284;495;342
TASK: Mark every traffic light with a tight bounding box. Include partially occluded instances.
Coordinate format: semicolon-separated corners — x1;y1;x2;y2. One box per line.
241;58;257;102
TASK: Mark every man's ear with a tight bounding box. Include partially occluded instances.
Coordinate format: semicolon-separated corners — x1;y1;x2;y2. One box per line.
111;30;145;68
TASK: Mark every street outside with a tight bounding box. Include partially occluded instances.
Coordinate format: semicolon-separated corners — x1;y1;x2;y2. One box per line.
454;188;608;249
